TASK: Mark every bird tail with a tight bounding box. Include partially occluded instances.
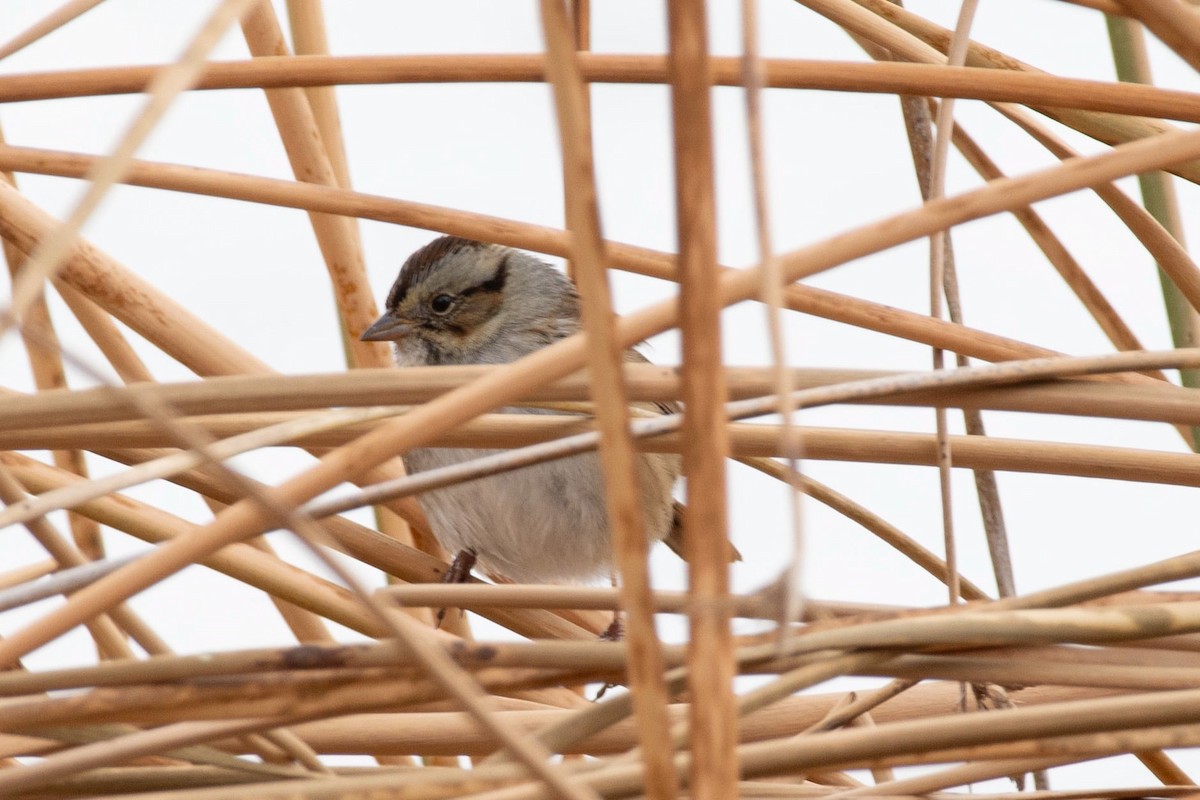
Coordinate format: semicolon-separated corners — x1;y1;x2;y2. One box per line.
662;500;743;563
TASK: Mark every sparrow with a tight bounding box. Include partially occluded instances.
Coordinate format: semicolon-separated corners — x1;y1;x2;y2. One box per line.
361;235;684;585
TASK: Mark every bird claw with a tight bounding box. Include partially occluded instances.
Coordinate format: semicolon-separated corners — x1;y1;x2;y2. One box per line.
435;549;477;628
599;615;623;641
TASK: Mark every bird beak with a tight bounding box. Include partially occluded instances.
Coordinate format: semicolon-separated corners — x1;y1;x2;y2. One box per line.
360;310;415;342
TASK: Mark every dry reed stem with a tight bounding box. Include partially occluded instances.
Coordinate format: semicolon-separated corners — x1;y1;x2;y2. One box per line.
144;686;1187;800
947;117;1148;356
1;134;104;561
4;56;1200;127
0;718;313;796
833;756;1077;797
243;0;421;564
52;280;155;383
0;448;602;641
538;4;677;797
285;0;354;191
665;1;738;795
1137;750;1196;786
844;0;1200;181
0;559;56;592
0;0;106;61
741;0;807;633
1120;0;1200;73
1108;14;1200;407
988;103;1200;336
0;141;1164;372
6;364;1200;431
276;0;423;565
15;414;1200;488
1065;0;1128;13
560;0;593;283
740;458;989;600
239;4;385;372
923;0;979;611
0;465;136;662
2;683;1126;755
0;406;404;529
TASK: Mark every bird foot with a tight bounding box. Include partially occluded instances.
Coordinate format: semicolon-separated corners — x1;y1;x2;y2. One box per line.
592;615;624;700
435;549;477;628
599;615;623;641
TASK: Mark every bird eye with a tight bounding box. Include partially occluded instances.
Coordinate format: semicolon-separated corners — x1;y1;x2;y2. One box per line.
430;294;455;314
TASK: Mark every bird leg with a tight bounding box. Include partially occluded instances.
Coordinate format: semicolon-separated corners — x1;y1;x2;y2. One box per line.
601;571;623;641
435;548;477;627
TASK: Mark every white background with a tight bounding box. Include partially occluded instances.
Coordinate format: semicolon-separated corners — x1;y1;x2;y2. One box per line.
2;0;1199;787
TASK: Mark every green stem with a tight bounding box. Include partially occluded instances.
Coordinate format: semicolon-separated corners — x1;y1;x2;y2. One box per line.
1106;14;1200;448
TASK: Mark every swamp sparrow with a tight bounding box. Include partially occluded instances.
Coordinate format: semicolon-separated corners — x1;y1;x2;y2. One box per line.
362;235;684;584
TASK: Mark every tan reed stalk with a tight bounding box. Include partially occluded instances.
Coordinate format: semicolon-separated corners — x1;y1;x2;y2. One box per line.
538;4;677;796
2;55;1200;126
0;717;320;795
740;458;989;600
0;664;580;732
0;559;55;591
286;0;355;192
1108;14;1200;417
197;685;1128;759
238;49;1172;137
15;406;1200;470
239;3;385;373
0;0;106;61
1118;1;1200;73
262;0;422;561
1137;750;1195;786
1;132;104;560
832;756;1078;797
892;82;1016;600
0;465;136;661
664;3;738;795
946;118;1148;355
52;281;156;383
560;0;593;283
0;448;600;641
923;0;980;609
1064;0;1126;13
872;652;1200;691
5;362;1200;432
0;406;405;529
741;0;806;632
841;0;1200;181
991;103;1200;326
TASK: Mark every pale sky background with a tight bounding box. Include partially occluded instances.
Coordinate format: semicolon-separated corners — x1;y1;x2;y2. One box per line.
3;0;1200;788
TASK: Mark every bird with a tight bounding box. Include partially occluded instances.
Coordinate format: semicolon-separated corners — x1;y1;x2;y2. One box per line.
360;235;684;587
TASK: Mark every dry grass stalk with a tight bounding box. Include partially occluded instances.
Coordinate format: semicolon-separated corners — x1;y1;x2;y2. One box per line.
538;2;677;796
665;2;738;795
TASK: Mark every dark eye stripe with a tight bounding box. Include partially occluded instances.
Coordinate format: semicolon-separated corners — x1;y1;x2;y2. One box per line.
459;254;509;298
